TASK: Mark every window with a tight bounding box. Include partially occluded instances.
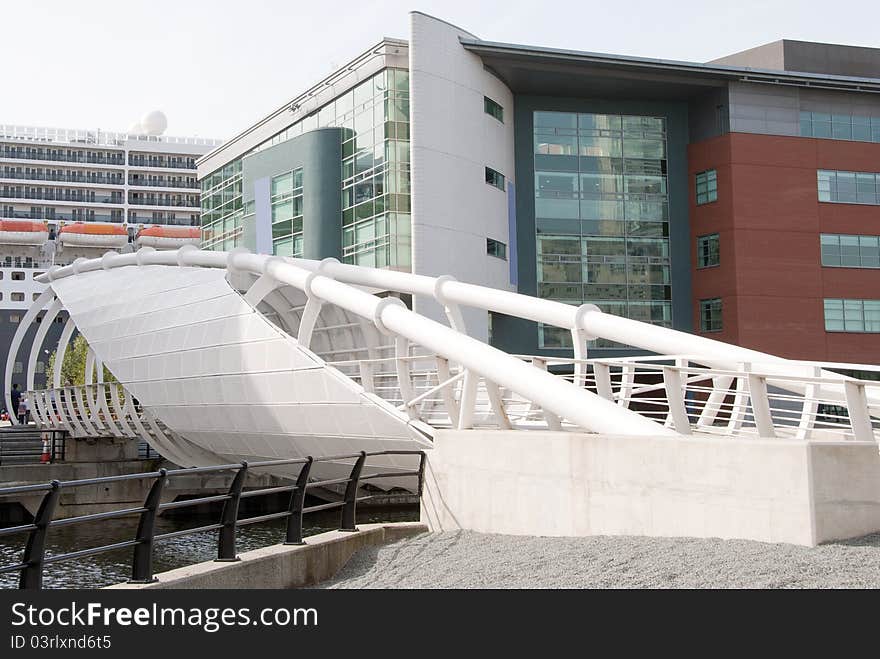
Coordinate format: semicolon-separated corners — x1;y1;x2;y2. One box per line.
487;238;507;260
11;271;25;281
538;323;574;349
9;314;20;323
818;170;880;205
800;111;880;143
532;110;672;347
700;298;722;332
11;292;24;302
485;167;505;191
695;170;717;205
270;167;304;258
697;233;720;268
824;299;880;332
32;293;39;301
821;234;880;268
484;97;504;123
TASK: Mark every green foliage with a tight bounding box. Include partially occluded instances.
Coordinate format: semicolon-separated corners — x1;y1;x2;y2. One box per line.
45;335;116;387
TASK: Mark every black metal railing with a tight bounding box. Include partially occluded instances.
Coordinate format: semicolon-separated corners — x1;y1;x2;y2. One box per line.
0;449;425;589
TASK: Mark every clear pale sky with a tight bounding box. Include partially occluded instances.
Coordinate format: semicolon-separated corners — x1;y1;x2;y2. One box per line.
3;0;878;140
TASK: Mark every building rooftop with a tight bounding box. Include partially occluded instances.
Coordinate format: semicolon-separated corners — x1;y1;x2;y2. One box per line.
0;124;222;149
460;37;880;98
711;39;880;79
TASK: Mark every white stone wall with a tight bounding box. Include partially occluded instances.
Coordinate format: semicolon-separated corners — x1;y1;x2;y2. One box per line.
421;429;880;546
409;12;516;341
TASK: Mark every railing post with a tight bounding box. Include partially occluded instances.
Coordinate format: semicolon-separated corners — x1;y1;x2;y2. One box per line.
617;363;635;408
19;480;61;589
456;370;478;430
530;358;562;430
216;462;248;561
844;380;874;442
129;469;167;584
435;357;460;427
746;369;776;438
662;366;692;434
284;457;313;545
795;366;822;440
340;452;366;532
593;362;614;401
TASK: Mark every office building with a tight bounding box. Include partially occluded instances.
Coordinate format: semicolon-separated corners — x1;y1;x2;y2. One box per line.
198;12;880;363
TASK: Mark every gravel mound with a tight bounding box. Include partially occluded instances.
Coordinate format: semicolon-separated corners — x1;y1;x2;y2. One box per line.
316;530;880;589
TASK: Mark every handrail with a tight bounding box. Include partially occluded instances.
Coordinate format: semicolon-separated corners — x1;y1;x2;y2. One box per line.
0;449;426;589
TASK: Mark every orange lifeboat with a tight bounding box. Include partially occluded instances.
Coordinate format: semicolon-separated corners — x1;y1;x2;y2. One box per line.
58;223;128;248
0;220;49;246
135;226;201;249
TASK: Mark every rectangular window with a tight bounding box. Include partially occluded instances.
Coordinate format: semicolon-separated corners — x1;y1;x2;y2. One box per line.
11;271;25;281
485;167;505;191
697;233;720;268
821;234;880;268
695;170;717;205
700;298;722;332
800;111;880;143
818;170;880;205
11;292;24;302
538;323;574;349
824;298;880;332
484;97;504;123
487;238;507;260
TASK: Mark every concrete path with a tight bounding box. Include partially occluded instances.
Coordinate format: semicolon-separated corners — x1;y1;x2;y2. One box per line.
317;530;880;588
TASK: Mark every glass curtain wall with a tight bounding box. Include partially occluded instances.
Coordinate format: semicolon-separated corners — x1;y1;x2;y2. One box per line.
200;68;411;268
269;168;304;257
200;160;242;250
533;111;672;349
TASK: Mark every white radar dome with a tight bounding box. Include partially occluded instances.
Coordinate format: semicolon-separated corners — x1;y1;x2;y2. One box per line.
140;110;168;136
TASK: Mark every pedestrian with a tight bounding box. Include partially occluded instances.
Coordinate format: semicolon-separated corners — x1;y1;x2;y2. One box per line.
10;384;21;422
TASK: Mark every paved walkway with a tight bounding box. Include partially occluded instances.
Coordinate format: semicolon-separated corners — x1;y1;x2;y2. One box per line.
317;530;880;588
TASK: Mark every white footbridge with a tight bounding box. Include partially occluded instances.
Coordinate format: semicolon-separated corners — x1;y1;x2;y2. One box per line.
7;246;879;483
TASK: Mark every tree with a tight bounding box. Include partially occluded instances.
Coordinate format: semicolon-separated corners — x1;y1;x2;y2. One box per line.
45;335;116;387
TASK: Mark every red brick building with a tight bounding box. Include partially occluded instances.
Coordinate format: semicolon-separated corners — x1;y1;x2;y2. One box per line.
690;131;880;362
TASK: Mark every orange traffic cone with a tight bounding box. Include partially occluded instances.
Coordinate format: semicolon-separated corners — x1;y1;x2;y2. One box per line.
40;438;50;464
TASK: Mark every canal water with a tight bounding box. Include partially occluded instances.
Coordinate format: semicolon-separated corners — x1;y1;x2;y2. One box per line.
0;506;417;589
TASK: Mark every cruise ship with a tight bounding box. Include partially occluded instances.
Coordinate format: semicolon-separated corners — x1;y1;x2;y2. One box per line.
0;115;220;410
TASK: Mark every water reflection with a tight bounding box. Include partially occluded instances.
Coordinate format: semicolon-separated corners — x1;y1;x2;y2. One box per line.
0;507;417;589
